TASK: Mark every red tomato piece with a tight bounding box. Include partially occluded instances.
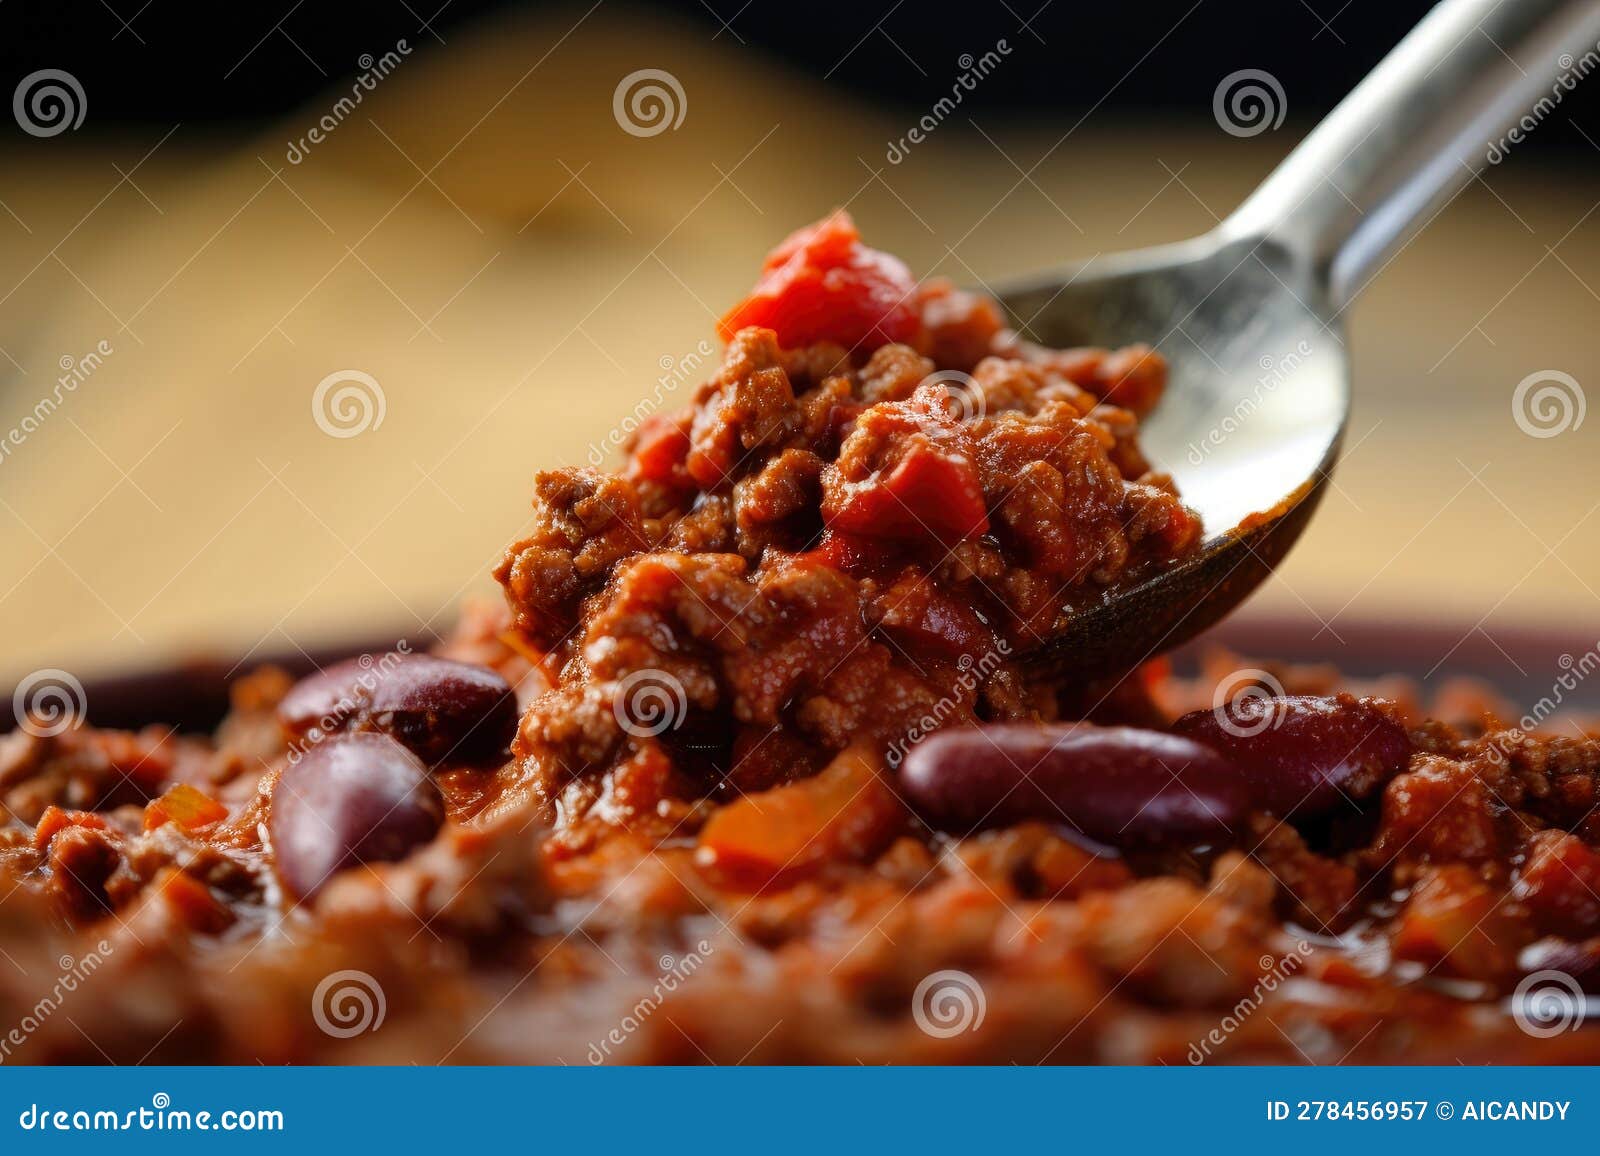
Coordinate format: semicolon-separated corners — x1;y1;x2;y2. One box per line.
826;440;989;547
626;410;693;487
696;745;902;888
877;569;997;665
31;806;106;850
718;210;919;351
762;210;861;269
802;530;888;576
144;783;228;832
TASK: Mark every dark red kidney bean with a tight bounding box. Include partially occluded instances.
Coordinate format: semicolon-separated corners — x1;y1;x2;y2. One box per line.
898;724;1248;846
277;655;517;766
1171;694;1411;819
270;733;444;900
277;659;368;736
365;658;519;765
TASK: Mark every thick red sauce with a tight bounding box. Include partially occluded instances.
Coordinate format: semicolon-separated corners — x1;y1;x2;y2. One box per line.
1;215;1596;1064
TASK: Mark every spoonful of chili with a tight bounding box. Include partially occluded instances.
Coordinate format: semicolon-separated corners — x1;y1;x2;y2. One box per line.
993;0;1600;675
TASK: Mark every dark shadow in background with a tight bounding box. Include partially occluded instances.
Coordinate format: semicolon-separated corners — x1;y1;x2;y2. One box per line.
0;0;1595;166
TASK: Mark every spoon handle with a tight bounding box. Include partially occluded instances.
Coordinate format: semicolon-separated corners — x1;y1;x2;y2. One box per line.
1221;0;1600;310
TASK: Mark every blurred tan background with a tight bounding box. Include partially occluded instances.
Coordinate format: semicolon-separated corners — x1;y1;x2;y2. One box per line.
0;4;1596;689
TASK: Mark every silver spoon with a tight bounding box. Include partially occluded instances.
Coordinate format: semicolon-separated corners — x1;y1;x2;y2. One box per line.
1003;0;1600;677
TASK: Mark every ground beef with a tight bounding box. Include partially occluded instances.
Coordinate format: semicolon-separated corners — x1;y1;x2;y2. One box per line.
3;215;1598;1065
489;243;1203;845
2;632;1599;1064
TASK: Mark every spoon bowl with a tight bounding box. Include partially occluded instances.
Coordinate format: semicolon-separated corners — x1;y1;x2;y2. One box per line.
998;234;1347;674
1000;0;1600;677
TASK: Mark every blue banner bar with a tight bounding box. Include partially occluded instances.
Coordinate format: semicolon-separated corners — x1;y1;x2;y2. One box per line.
1;1066;1595;1152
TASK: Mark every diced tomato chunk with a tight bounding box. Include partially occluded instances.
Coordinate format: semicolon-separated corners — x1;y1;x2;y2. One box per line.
696;745;902;887
825;439;988;547
1392;864;1526;982
762;211;862;269
718;210;919;351
801;530;893;577
1091;344;1167;416
144;783;228;832
1515;830;1600;938
31;806;107;850
146;867;233;933
876;569;997;664
626;410;693;487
